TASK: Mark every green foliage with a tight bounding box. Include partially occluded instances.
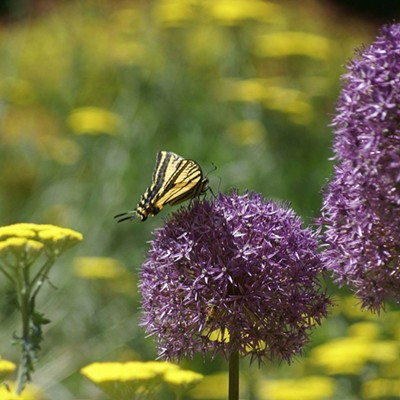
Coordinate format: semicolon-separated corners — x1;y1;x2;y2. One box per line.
0;224;82;394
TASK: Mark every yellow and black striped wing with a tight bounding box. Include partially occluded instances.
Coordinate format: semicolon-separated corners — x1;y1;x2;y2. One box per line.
150;151;184;190
152;157;207;208
115;151;208;222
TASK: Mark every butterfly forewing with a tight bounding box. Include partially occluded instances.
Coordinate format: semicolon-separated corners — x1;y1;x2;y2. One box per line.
151;152;184;191
154;160;206;206
115;151;208;222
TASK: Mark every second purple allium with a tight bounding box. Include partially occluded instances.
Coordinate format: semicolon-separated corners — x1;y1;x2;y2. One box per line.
321;23;400;311
140;192;330;364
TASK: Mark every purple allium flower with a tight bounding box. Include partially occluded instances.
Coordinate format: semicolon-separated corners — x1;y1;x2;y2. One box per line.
321;23;400;311
140;192;330;364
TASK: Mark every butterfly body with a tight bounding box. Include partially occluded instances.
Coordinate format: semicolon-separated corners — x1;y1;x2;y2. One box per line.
115;151;208;222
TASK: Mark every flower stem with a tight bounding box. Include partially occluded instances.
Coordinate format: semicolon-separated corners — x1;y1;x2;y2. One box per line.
15;259;32;395
228;350;239;400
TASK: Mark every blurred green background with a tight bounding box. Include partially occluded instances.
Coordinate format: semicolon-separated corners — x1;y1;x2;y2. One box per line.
0;0;399;399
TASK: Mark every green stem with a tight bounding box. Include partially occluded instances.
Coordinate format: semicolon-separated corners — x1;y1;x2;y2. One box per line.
30;257;54;298
15;255;32;395
228;351;239;400
0;263;16;284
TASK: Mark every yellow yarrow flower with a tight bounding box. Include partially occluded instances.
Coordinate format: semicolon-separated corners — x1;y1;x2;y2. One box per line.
67;107;121;136
143;361;179;375
73;257;127;279
311;336;398;375
311;337;370;375
208;0;281;25
203;327;230;343
0;223;83;253
0;226;37;241
261;86;313;124
82;361;204;400
81;361;157;382
73;256;135;295
257;376;335;400
215;78;312;124
0;223;83;393
153;0;197;27
0;381;44;400
0;238;43;254
244;339;266;353
164;369;203;386
369;341;399;364
37;227;83;255
215;78;266;102
164;369;203;397
202;326;267;354
0;359;16;380
81;361;159;400
254;32;333;60
348;322;380;339
0;238;44;264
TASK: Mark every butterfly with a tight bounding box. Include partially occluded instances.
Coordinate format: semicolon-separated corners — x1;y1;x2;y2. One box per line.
115;151;209;222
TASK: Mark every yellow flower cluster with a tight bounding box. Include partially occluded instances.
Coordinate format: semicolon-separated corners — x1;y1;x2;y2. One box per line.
0;359;16;380
67;107;122;136
0;381;44;400
215;78;313;125
0;223;83;261
73;256;135;295
81;360;203;400
154;0;281;27
253;31;333;60
73;257;127;279
258;376;335;400
311;323;398;375
0;238;44;264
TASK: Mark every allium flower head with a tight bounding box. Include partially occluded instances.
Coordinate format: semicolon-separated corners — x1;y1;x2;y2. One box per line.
321;23;400;311
140;192;330;364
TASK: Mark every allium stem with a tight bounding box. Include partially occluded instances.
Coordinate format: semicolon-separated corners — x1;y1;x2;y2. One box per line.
228;350;239;400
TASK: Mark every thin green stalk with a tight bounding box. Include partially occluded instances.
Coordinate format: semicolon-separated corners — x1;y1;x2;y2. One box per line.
229;351;239;400
15;258;32;394
0;264;16;284
30;258;55;303
31;257;54;289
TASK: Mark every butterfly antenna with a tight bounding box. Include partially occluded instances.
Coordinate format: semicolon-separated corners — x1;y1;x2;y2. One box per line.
204;162;218;199
205;162;217;179
114;210;139;223
207;185;217;199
